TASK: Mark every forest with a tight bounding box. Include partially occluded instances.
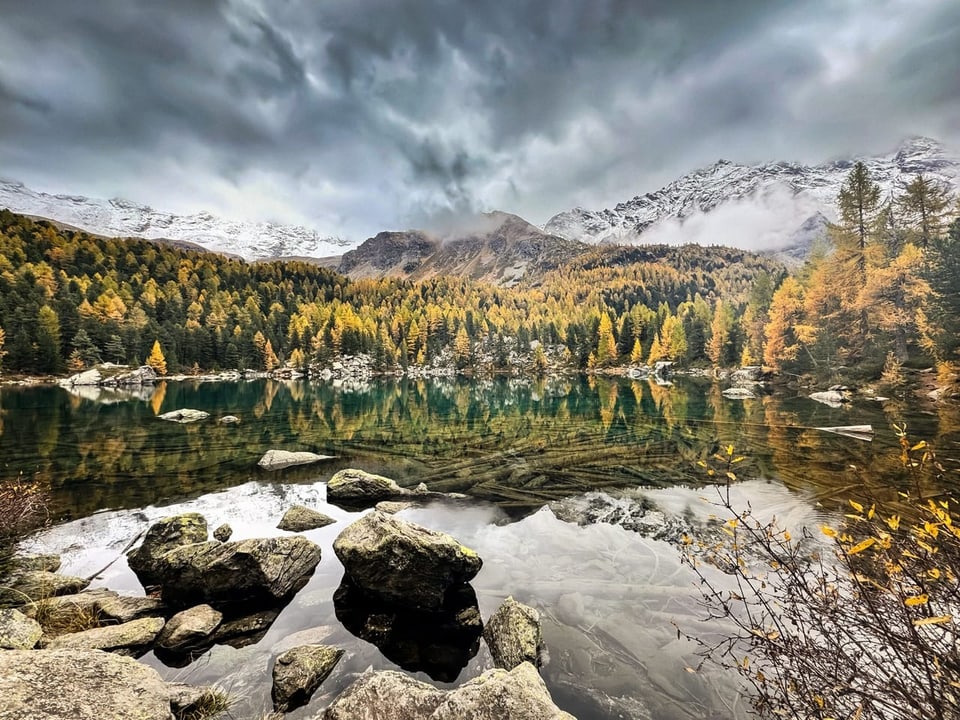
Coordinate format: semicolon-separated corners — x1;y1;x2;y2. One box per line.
0;162;956;383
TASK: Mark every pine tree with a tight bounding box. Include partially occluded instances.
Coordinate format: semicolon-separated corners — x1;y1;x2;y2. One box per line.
36;305;62;374
72;329;102;366
147;340;167;376
104;334;126;364
897;174;953;248
0;327;6;373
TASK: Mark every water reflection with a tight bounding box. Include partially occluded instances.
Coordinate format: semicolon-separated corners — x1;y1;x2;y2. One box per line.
0;377;956;522
333;577;483;682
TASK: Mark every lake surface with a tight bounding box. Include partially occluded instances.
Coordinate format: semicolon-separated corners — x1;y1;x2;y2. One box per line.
4;376;958;719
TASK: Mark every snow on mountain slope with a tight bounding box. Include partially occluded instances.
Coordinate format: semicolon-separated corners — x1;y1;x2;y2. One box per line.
544;137;960;250
0;180;351;261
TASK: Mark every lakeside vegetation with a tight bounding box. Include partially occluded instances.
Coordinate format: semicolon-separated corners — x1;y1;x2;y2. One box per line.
1;164;955;385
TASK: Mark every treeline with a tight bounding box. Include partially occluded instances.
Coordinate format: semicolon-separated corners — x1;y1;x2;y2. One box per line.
0;163;955;380
761;166;959;379
0;210;782;376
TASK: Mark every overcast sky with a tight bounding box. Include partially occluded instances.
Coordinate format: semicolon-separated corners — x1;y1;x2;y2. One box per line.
0;0;957;240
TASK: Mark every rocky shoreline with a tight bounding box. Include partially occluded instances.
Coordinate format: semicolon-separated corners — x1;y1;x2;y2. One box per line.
0;468;572;719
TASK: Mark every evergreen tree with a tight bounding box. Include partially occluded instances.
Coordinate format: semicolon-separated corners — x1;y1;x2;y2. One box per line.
147;340;167;375
836;161;881;281
897;174;953;248
0;327;6;373
104;334;126;364
36;305;62;373
72;329;102;366
920;218;960;361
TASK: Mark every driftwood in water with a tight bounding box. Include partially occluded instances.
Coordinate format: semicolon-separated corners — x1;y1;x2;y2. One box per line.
814;425;874;441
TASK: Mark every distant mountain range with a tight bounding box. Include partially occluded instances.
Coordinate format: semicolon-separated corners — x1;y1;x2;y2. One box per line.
2;136;957;275
545;136;960;256
0;180;351;261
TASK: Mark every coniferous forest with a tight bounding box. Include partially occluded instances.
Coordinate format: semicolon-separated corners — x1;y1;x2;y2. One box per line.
0;164;957;382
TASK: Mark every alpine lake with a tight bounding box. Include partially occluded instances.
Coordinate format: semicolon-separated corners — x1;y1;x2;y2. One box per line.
2;375;957;719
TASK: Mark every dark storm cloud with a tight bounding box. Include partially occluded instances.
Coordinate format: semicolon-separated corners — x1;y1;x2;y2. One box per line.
0;0;955;238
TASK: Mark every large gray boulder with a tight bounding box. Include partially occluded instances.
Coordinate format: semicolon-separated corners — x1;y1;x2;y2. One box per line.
153;536;322;608
278;505;336;532
323;663;573;720
324;671;446;720
327;468;410;507
483;597;543;670
155;604;222;653
0;609;42;649
128;512;209;588
58;368;102;387
258;449;334;470
809;390;847;408
333;511;482;611
43;616;165;657
0;649;176;720
108;365;158;386
272;644;344;712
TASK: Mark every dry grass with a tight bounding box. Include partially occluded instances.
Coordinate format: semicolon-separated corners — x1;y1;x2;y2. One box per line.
0;474;50;571
176;688;233;720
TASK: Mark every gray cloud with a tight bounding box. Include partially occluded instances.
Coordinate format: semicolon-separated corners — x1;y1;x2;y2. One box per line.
0;0;956;240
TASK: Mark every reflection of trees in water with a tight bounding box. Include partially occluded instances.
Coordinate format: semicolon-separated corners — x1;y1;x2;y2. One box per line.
0;378;952;520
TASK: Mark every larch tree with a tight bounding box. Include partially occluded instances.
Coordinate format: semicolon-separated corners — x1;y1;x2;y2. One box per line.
763;277;807;371
147;340;167;376
706;301;735;366
596;313;618;367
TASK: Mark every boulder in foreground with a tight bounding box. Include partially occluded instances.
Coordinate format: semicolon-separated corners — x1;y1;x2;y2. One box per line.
272;643;344;712
333;511;481;611
43;616;165;657
483;596;543;671
128;512;209;588
154;536;322;608
327;468;409;506
0;608;42;649
324;662;573;720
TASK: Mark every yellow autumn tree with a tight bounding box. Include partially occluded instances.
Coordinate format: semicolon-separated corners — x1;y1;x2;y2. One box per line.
596;313;618;367
763;277;806;371
146;340;167;376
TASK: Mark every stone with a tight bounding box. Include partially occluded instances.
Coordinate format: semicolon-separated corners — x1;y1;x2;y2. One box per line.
375;500;414;514
327;468;410;507
722;387;756;399
157;408;210;423
433;662;575;719
277;505;336;532
219;415;240;424
324;663;573;720
0;571;90;605
483;597;543;670
809;390;847;407
43;616;165;657
324;670;446;720
153;536;322;608
12;553;61;573
213;523;233;542
730;365;764;383
213;608;281;648
0;649;176;720
58;368;102;387
128;512;209;588
98;595;168;624
155;604;222;652
22;589;166;629
258;449;334;470
109;365;158;386
0;608;42;649
333;511;482;611
271;643;344;712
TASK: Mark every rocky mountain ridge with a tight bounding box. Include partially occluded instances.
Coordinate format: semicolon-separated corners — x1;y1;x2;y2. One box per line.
544;136;960;251
0;180;350;261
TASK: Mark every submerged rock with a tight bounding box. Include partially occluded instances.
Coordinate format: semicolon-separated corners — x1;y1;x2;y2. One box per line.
722;387;756;399
213;523;233;542
324;662;573;720
154;536;322;608
277;505;336;532
0;608;42;649
271;643;344;712
11;553;61;573
333;511;482;611
218;415;240;425
809;390;847;407
128;512;209;588
213;608;281;649
258;449;334;470
0;649;176;720
43;616;165;657
157;408;210;423
334;578;482;682
483;596;543;670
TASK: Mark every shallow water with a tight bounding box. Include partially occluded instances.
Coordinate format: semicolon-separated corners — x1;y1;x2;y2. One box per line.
5;377;958;718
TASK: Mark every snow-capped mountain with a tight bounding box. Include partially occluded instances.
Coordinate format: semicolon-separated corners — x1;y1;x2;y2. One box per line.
544;137;960;250
0;180;351;261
